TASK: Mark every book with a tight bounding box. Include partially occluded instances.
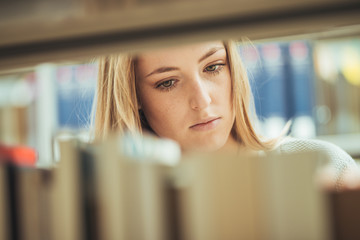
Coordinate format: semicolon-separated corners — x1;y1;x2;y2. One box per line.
175;150;330;240
49;139;83;240
287;40;316;138
16;167;42;240
0;163;10;240
94;136;172;240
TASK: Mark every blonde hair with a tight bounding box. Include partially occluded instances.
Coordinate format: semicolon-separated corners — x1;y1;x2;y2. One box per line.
94;40;280;150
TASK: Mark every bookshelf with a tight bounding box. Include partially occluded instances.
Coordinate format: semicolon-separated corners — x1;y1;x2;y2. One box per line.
0;0;360;161
1;0;360;73
1;1;360;239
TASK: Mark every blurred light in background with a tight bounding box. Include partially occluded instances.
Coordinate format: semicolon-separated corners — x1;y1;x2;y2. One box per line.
314;39;360;136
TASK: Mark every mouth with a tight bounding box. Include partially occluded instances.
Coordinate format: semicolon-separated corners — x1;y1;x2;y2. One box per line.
190;117;221;131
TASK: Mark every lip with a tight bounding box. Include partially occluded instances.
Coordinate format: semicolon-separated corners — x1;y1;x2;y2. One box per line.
190;117;221;131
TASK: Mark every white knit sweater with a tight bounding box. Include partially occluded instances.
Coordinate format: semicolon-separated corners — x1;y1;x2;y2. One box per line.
275;137;358;189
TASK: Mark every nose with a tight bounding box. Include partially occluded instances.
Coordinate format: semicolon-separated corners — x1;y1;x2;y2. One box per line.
189;75;212;110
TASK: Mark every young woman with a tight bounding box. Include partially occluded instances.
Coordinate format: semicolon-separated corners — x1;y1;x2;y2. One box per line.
94;39;357;189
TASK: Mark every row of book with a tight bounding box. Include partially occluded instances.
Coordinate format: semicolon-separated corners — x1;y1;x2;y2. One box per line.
0;135;359;240
240;40;315;138
240;38;360;137
240;41;314;121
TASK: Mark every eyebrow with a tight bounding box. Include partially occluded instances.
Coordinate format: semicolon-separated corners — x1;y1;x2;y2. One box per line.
144;46;225;78
145;66;179;78
198;46;225;63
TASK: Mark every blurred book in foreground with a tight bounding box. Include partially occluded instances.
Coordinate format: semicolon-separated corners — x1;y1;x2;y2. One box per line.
0;134;359;239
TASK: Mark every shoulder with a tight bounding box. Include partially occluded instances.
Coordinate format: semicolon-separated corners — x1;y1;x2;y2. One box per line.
275;137;357;187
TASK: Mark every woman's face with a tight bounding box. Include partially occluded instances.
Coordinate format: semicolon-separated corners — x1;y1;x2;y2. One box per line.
136;41;235;152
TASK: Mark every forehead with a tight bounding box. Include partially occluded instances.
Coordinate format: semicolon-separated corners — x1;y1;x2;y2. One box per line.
136;41;225;67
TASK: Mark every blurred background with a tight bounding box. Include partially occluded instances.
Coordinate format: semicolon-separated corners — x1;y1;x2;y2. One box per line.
0;0;360;166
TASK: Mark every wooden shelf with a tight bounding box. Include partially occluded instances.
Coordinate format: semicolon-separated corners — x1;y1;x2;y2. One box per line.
0;0;360;72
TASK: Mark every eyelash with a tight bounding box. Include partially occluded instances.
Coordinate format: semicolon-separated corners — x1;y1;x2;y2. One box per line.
156;79;178;91
155;63;226;91
204;63;225;75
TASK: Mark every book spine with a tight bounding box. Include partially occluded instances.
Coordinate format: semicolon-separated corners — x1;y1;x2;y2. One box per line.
49;139;83;240
287;40;316;137
0;163;10;240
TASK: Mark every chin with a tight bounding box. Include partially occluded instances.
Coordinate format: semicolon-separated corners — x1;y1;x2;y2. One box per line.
186;135;228;152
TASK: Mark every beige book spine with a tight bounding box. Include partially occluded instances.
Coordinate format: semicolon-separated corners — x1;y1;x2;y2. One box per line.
121;162;170;240
254;151;331;240
175;153;258;240
0;165;9;240
94;139;125;240
95;137;171;240
16;168;42;240
49;140;83;240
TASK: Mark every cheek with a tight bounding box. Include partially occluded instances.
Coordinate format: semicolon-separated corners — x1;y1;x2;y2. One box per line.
216;72;234;125
141;92;185;135
225;72;233;105
215;71;232;106
226;78;233;106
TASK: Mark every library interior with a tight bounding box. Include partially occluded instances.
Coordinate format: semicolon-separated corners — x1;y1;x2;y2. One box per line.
1;0;360;239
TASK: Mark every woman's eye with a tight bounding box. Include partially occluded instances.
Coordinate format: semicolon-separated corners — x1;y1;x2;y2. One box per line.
204;63;225;74
156;79;177;91
161;80;174;88
205;65;218;72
